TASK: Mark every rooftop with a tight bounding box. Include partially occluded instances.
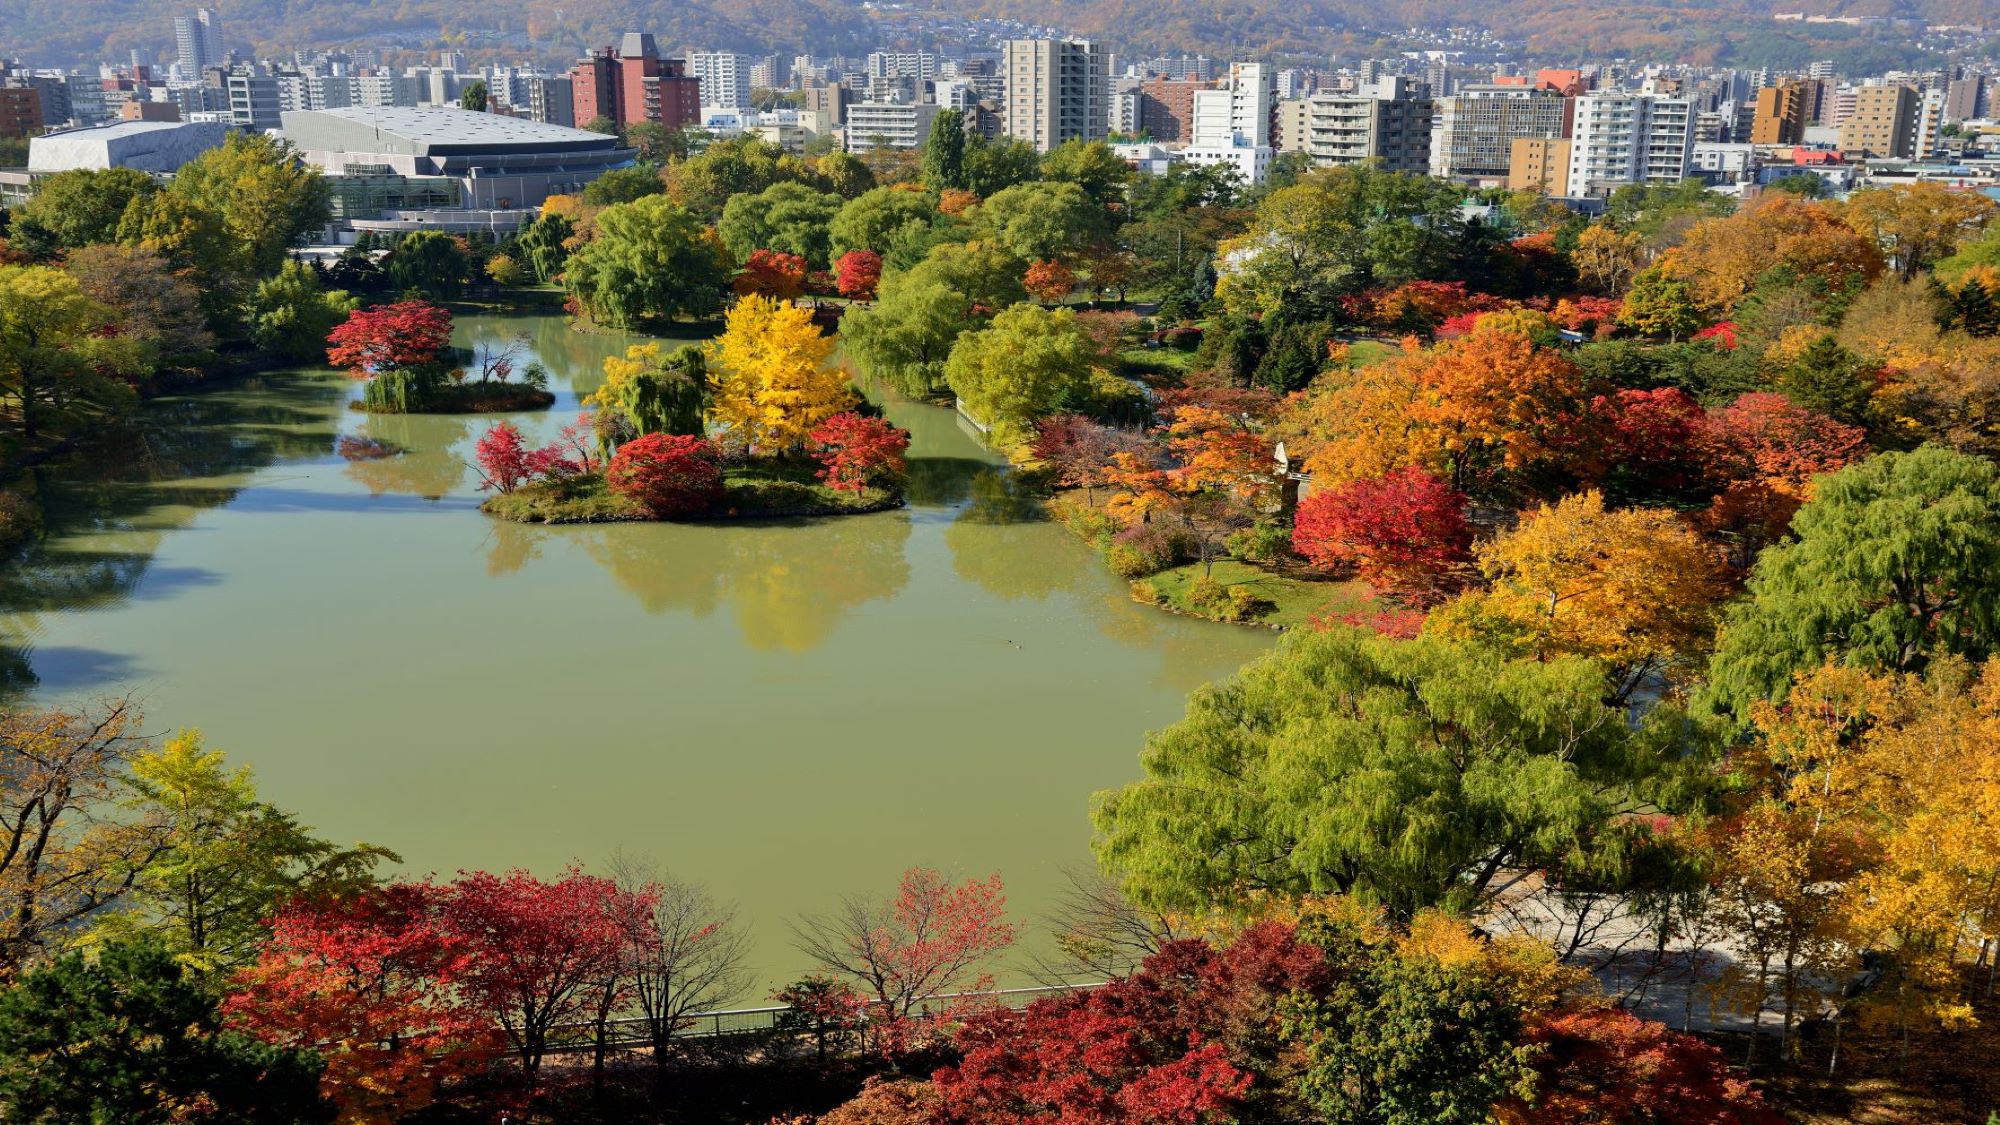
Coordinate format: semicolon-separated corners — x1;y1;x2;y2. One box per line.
281;106;617;152
34;119;214;144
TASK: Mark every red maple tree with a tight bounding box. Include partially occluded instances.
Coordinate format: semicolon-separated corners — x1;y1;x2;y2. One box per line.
605;433;725;517
474;422;581;493
1566;387;1707;498
735;249;809;300
1292;466;1473;606
930;922;1330;1125
1696;391;1869;500
793;868;1016;1054
1022;259;1077;304
437;867;635;1080
1497;1008;1781;1125
809;412;910;493
325;301;454;379
835;250;884;302
1032;414;1151;501
226;883;497;1123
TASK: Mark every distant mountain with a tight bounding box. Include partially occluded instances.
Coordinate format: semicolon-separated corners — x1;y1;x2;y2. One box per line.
4;0;1970;70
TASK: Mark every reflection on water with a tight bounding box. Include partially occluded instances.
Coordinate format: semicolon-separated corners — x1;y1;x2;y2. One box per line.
0;312;1276;985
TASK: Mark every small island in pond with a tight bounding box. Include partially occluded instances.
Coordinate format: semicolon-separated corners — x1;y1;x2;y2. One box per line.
329;301;556;414
477;295;908;523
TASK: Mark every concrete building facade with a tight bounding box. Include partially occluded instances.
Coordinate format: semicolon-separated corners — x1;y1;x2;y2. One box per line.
1003;38;1110;152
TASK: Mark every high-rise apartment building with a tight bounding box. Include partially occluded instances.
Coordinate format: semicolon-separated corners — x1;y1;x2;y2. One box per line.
1749;81;1807;144
1429;85;1570;180
689;51;752;110
802;84;850;130
1224;62;1273;148
174;9;225;77
1945;75;1987;123
1566;93;1693;195
569;34;701;131
1914;87;1948;157
525;77;574;127
1003;39;1110;152
1136;78;1203;142
1836;83;1918;158
1298;76;1432;173
226;68;281;131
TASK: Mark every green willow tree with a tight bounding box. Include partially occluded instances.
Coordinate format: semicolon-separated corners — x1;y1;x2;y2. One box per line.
246;261;357;362
841;241;1027;398
1093;626;1693;920
944;303;1095;443
717;181;843;267
386;230;469;300
516;211;575;283
828;185;949;268
564;194;729;328
1702;444;2000;719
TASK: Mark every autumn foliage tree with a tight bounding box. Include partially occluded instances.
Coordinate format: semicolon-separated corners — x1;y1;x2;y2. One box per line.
1659;195;1884;315
324;301;453;379
1022;259;1076;304
324;301;455;412
437;867;633;1080
1430;491;1730;700
835;249;884;302
226;884;495;1123
606;433;725;517
1292;467;1472;607
472;421;580;494
930;922;1326;1124
792;867;1014;1050
809;412;910;493
707;294;856;452
734;249;809;300
1497;1008;1781;1125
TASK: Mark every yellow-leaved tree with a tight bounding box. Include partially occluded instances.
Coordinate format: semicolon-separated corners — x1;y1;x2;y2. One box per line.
706;294;855;453
1426;490;1728;701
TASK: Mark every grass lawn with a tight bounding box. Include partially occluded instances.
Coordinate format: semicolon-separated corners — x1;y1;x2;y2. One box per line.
1139;559;1377;628
1344;338;1403;368
482;461;898;524
1117;345;1198;382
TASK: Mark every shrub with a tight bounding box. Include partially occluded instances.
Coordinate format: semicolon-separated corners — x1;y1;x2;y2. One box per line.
1227;520;1295;565
1050;499;1118;548
1130;579;1162;605
605;433;724;517
1106;523;1189;578
1162;327;1202;351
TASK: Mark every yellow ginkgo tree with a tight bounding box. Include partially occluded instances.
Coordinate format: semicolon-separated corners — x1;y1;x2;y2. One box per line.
705;294;855;453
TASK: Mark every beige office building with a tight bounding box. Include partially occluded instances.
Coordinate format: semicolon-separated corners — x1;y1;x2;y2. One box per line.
1837;84;1918;158
1003;38;1110;152
1508;137;1571;195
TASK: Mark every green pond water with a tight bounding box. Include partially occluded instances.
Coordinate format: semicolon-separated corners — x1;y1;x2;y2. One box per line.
0;311;1274;992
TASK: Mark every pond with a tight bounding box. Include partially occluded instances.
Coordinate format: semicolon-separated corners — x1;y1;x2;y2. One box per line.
0;311;1275;990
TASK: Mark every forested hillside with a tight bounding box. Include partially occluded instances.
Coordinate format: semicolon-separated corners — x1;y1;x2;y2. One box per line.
3;0;1967;69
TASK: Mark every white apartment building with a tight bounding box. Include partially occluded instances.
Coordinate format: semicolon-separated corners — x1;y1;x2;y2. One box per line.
690;51;753;111
844;100;940;151
1567;93;1694;196
1178;63;1276;184
1003;38;1110;152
